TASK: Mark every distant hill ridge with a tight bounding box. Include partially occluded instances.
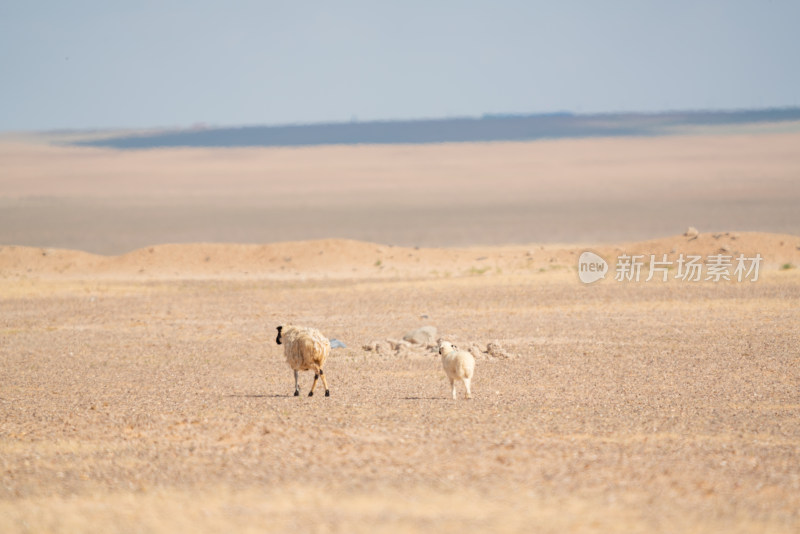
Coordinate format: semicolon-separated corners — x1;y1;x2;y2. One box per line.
78;108;800;149
2;232;798;281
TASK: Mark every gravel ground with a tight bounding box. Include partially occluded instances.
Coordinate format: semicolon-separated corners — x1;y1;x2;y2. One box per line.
1;269;799;533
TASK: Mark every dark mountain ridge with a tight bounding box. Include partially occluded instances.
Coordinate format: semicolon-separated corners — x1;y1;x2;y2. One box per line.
77;108;800;149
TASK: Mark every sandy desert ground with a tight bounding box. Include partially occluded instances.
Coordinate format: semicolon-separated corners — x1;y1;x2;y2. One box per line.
2;125;800;253
1;128;800;533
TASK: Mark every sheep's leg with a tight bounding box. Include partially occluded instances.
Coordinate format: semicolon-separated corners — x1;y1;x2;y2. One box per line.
450;378;457;400
309;371;319;397
463;377;472;399
293;370;300;397
319;368;330;397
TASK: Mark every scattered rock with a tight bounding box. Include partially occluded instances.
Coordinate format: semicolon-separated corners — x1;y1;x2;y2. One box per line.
387;338;412;351
363;338;434;359
466;343;487;361
463;342;516;361
486;342;514;360
403;326;438;345
330;339;346;349
366;328;515;362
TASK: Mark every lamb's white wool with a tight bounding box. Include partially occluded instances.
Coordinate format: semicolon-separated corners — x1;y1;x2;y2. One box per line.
438;341;475;400
276;325;331;397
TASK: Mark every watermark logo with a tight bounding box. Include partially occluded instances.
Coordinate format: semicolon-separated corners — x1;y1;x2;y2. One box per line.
578;251;609;284
579;251;763;284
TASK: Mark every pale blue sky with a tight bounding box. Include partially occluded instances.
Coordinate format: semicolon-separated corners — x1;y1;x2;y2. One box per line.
1;1;798;131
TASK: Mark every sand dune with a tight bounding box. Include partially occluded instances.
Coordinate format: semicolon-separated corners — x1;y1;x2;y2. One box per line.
1;232;797;281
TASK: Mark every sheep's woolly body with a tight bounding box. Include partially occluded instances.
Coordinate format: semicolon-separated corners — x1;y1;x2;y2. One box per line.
276;325;331;397
438;341;475;400
280;325;330;371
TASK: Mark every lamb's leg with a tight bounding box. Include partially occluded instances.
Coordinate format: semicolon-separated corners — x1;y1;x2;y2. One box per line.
293;370;300;396
319;368;330;397
309;371;319;397
463;377;472;399
450;378;456;400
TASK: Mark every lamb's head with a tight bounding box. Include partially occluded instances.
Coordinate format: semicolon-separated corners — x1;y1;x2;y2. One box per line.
438;341;456;356
276;325;283;345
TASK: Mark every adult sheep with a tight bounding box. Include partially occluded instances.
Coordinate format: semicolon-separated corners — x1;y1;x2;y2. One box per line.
276;325;331;397
438;341;475;400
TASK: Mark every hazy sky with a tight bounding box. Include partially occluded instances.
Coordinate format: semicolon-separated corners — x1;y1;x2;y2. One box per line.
1;1;798;131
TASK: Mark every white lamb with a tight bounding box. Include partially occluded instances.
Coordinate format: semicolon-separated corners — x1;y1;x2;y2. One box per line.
276;325;331;397
438;341;475;400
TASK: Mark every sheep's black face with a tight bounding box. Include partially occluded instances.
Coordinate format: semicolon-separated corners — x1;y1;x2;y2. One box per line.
276;326;283;345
